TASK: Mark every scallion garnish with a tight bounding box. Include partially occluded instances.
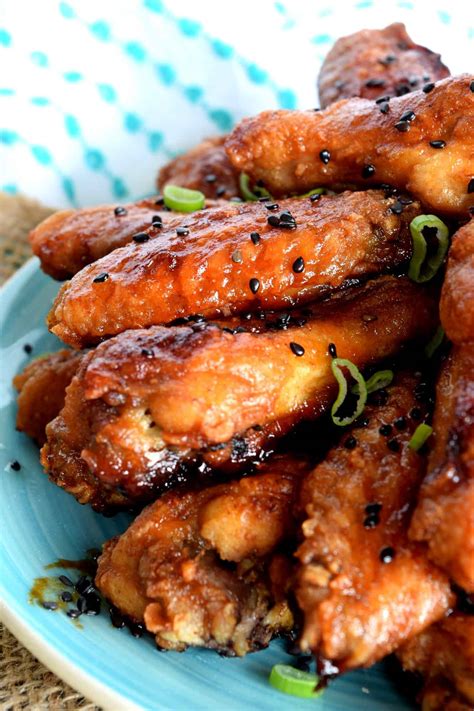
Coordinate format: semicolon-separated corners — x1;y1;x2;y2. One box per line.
408;215;449;283
297;187;325;198
269;664;322;699
409;423;433;451
163;185;206;213
239;173;272;201
425;326;445;358
331;358;368;426
354;369;394;395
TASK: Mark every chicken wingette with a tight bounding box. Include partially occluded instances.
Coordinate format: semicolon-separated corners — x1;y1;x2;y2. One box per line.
226;75;474;217
47;190;419;348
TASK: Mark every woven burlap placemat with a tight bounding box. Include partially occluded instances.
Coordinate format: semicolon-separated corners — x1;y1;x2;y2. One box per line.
0;192;100;710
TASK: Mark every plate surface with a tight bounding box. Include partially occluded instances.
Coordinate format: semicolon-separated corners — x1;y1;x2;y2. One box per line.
0;259;417;710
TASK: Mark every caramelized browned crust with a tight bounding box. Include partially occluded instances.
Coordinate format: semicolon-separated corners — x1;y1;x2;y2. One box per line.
96;456;306;655
440;220;474;346
295;371;453;670
14;350;84;445
409;347;474;592
398;615;474;711
47;191;419;348
42;277;437;511
226;75;474;217
157;136;239;200
319;23;449;108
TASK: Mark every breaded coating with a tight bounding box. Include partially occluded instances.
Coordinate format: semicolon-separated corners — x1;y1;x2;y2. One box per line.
319;23;449;108
14;350;84;446
96;456;307;655
398;614;474;711
295;371;453;671
157;136;239;200
226;75;474;217
440;220;474;346
41;277;436;511
47;191;419;348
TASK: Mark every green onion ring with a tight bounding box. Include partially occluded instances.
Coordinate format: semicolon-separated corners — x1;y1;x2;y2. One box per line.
269;664;322;699
331;358;368;426
408;215;449;283
409;423;433;451
239;173;272;201
425;326;445;358
297;187;326;198
353;369;394;395
163;184;206;213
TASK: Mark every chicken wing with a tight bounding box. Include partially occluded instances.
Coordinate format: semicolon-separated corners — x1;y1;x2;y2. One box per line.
157;136;239;200
48;190;419;348
440;220;474;347
397;614;474;711
14;350;84;445
318;23;449;109
42;276;436;511
226;75;474;217
295;370;453;671
95;456;307;655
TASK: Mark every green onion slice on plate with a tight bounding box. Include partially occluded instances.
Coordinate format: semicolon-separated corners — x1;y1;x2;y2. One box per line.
408;215;449;283
163;184;206;213
353;369;394;395
297;187;326;198
331;357;368;426
425;326;445;358
239;173;272;201
269;664;322;699
409;423;433;451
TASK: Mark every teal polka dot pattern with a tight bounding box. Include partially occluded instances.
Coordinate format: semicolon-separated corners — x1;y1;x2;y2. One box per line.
0;0;470;208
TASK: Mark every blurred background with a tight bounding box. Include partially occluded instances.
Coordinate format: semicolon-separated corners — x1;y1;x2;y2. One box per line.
0;0;472;208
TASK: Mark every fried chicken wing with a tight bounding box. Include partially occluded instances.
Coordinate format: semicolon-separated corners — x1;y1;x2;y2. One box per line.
14;350;84;445
226;75;474;217
295;371;453;671
96;456;306;655
440;220;474;346
47;191;419;348
398;614;474;710
42;276;436;511
318;23;449;109
157;136;239;200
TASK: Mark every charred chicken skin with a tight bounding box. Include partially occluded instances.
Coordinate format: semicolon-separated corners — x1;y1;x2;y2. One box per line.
318;23;449;109
48;191;419;348
41;276;436;511
226;75;474;217
95;456;307;655
295;371;453;671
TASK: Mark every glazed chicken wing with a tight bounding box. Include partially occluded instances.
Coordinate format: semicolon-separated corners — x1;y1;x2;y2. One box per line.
295;371;453;671
42;276;436;511
157;136;239;200
48;191;419;348
226;75;474;217
96;456;307;655
398;614;474;711
14;350;84;445
318;23;449;108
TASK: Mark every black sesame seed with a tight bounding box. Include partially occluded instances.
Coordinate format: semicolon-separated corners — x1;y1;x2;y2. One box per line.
267;215;280;227
264;202;279;211
394;120;410;132
344;436;357;450
422;82;435;93
109;606;125;627
470;81;474;93
250;232;261;244
319;149;331;164
155;196;164;205
409;407;422;421
395;83;410;96
379;102;390;114
114;206;128;216
93;272;109;283
249;278;260;294
328;343;337;358
364;513;379;528
379;546;395;564
362;164;376;179
216;186;226;197
365;78;386;88
61;591;73;602
279;211;297;228
310;192;321;202
378;54;396;66
176;227;189;236
390;200;403;215
231;249;243;263
204;173;216;183
42;601;58;611
151;214;162;224
141;348;154;357
292;256;305;273
222;327;235;335
400;110;415;122
399;196;414;205
10;460;21;471
77;597;87;613
365;502;382;515
429;140;446;149
58;575;73;587
132;232;150;243
289;342;305;357
375;95;391;104
379;424;392;437
75;576;93;596
84;592;101;615
23;343;33;354
394;416;407;431
128;622;145;638
387;438;400;452
67;608;81;619
468;178;474;194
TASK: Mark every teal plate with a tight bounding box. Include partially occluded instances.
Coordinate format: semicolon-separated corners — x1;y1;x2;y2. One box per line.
0;259;415;710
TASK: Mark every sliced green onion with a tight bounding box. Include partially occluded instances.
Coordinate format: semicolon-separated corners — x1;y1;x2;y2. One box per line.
353;369;394;395
331;358;368;427
425;326;445;358
297;187;326;198
163;184;205;213
239;173;272;201
408;215;449;283
409;423;433;451
269;664;322;699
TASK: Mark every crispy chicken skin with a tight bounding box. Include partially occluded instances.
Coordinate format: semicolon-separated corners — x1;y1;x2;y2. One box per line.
295;371;453;671
41;277;436;511
398;614;474;711
48;191;419;348
440;220;474;347
157;136;239;200
318;23;449;109
13;350;84;446
226;75;474;217
95;457;306;655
